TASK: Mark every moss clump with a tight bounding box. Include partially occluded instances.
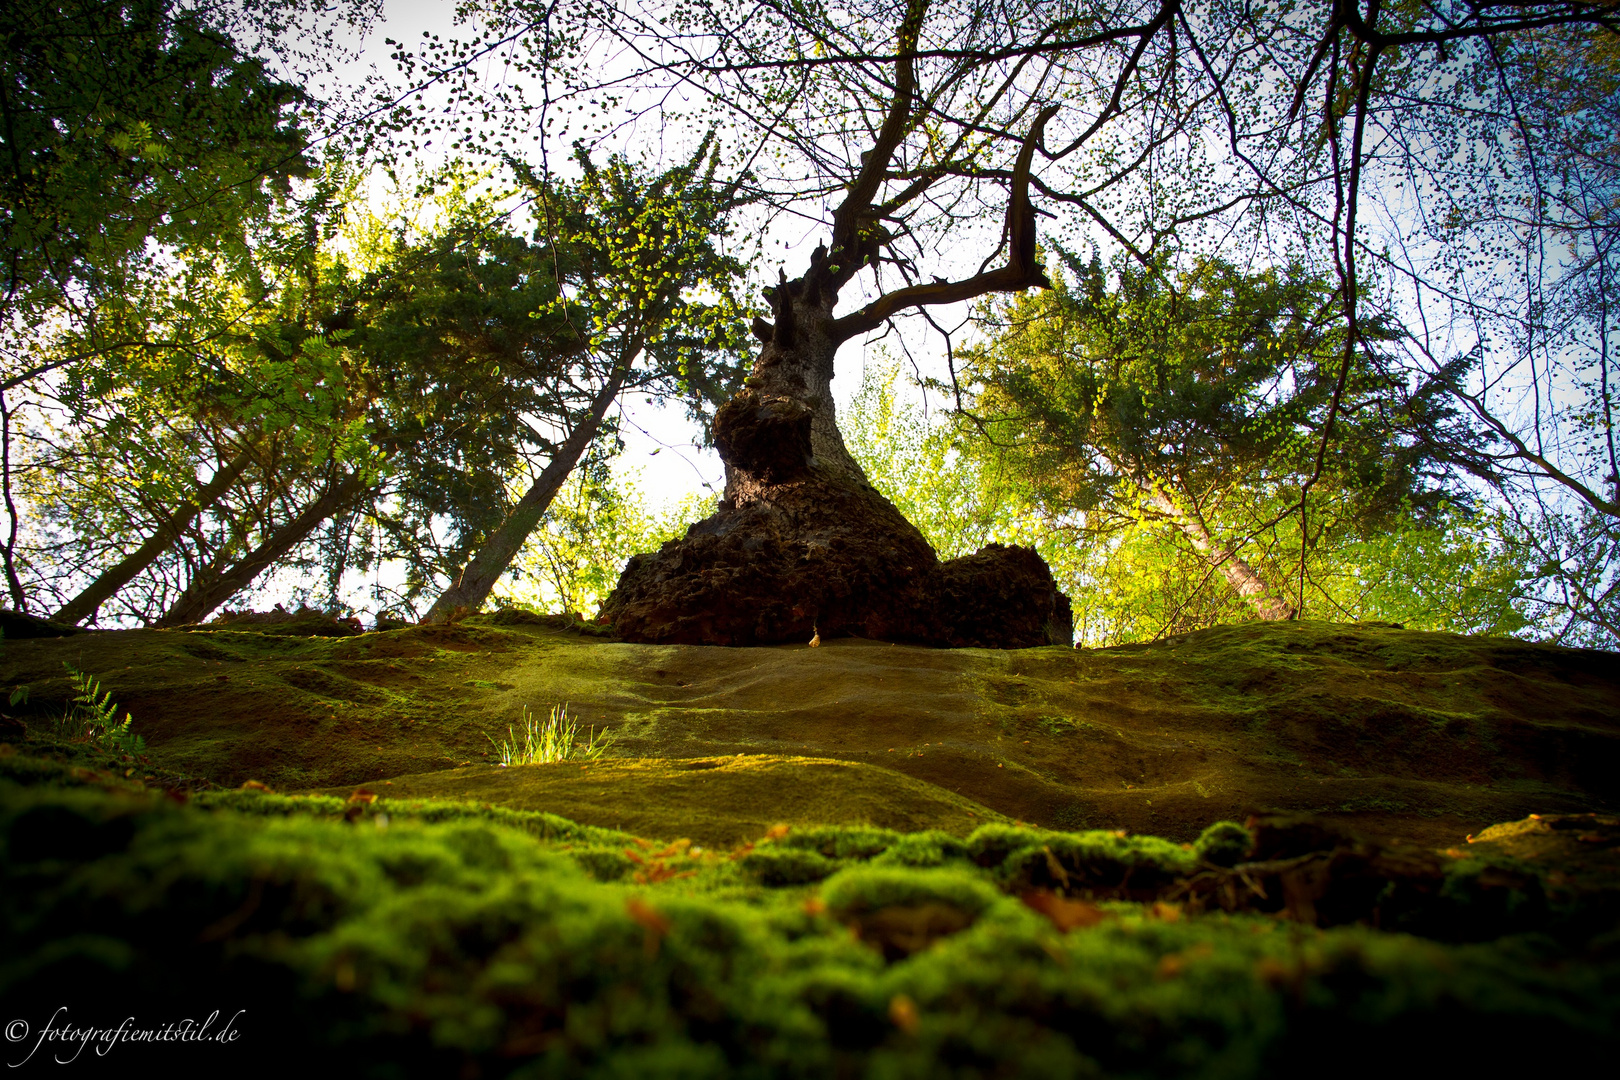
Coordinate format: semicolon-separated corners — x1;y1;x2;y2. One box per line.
1195;820;1254;866
820;865;1002;919
963;823;1201;896
3;777;1619;1074
774;823;903;859
740;846;841;885
869;830;973;868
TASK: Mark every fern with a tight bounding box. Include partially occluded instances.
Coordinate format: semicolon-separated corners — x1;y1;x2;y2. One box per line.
61;662;145;755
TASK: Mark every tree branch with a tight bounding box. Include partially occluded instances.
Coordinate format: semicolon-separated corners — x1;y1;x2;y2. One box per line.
832;104;1060;343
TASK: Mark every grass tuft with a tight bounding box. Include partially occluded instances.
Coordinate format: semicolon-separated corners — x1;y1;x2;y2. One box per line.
488;703;614;765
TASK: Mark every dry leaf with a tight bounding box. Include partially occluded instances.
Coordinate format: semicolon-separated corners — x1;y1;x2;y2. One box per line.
626;897;673;958
1020;890;1108;932
888;995;919;1035
1149;901;1182;923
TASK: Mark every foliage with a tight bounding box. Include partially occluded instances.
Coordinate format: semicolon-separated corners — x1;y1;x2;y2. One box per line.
0;0;313;325
387;145;751;617
1058;500;1534;646
488;703;615;766
381;0;1620;645
12;146;748;627
847;362;1533;645
842;360;1046;562
958;254;1487;625
56;662;143;755
14;170;391;624
0;0;338;619
4;0;1616;641
498;460;719;619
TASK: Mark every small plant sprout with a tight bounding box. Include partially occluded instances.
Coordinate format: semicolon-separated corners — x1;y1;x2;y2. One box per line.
60;662;145;755
488;704;614;766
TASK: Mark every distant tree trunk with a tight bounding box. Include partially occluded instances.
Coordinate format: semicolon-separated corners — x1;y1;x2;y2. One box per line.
1145;484;1296;621
153;470;374;627
1;391;27;610
423;361;632;624
52;445;256;625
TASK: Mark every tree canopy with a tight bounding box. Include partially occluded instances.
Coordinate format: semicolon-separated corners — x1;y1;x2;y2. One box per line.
0;0;1613;646
964;252;1485;621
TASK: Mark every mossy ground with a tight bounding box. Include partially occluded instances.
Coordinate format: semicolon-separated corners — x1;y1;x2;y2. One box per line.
2;615;1614;845
1;617;1617;1073
1;761;1616;1076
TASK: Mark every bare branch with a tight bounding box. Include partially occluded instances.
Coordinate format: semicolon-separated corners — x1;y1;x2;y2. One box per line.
832;104;1060;343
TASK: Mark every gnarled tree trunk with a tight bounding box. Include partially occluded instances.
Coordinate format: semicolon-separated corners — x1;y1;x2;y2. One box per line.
598;248;1071;648
600;51;1071;648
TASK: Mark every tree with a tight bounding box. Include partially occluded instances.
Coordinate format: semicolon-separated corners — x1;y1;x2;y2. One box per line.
588;0;1158;646
0;0;318;613
395;0;1618;645
964;253;1482;622
0;0;314;333
1156;2;1620;642
17;0;1616;641
22;177;385;626
846;363;1535;644
419;147;751;622
25;149;749;628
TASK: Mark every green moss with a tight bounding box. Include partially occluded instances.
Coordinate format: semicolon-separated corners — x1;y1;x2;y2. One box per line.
819;866;1002;918
2;618;1615;848
194;788;640;846
3;615;1618;1071
4;780;1615;1074
1195;820;1253;866
777;824;903;860
870;830;973;868
564;845;638;882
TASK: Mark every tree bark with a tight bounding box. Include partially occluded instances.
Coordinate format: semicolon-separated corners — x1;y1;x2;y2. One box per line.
596;84;1072;648
423;361;631;624
52;445;256;625
598;249;1072;648
1145;484;1296;621
152;470;374;627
